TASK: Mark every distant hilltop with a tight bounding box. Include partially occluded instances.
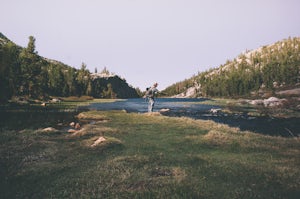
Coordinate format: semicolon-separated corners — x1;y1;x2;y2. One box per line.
90;72;116;79
90;67;117;79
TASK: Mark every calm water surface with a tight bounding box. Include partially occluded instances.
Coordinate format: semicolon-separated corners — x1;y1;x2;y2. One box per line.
88;98;300;137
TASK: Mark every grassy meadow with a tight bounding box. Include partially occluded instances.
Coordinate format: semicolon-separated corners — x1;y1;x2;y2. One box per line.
0;107;299;198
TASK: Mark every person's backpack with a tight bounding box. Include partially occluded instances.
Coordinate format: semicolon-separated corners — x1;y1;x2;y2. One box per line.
145;87;154;98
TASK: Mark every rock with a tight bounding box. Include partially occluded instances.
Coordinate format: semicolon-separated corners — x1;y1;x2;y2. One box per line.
210;108;222;114
248;97;286;107
91;136;106;147
75;123;81;130
172;85;200;98
37;127;59;133
263;97;281;107
69;122;75;127
68;122;81;133
51;98;61;103
159;108;170;113
41;102;47;106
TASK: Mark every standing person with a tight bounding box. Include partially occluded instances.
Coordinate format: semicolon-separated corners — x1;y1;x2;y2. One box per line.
144;82;159;112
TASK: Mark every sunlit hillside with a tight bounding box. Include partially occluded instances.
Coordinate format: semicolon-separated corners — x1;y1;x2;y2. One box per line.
163;37;300;98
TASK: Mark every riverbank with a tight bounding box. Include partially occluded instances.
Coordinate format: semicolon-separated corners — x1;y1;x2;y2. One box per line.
0;110;299;198
193;97;300;118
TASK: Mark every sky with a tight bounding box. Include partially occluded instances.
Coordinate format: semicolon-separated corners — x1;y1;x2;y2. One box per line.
1;0;300;90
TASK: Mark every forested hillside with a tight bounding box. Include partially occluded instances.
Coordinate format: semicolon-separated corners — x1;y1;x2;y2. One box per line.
163;37;300;98
0;33;139;103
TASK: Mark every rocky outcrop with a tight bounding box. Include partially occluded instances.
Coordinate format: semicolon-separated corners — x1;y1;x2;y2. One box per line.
172;86;200;98
91;75;139;98
246;97;287;107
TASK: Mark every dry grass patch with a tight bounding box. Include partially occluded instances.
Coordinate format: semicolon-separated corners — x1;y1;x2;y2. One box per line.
69;126;117;137
202;130;235;146
143;112;162;116
76;111;109;121
169;115;240;133
82;136;123;148
34;127;61;134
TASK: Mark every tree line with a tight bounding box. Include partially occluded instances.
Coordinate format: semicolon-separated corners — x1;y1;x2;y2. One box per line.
163;37;300;97
0;34;138;103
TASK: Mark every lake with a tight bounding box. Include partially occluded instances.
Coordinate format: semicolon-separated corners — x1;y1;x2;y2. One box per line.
87;98;300;137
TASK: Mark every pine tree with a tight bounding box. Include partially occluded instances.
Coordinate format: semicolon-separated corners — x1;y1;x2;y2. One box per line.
76;62;90;96
0;41;21;102
19;36;42;98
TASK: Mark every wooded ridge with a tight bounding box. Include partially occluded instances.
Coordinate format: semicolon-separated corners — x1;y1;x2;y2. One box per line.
0;33;139;103
163;37;300;99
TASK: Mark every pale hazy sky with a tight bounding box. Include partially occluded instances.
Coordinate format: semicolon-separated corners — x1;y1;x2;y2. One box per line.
1;0;300;90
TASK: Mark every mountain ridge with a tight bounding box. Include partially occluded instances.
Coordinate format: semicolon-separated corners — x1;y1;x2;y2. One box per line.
163;37;300;99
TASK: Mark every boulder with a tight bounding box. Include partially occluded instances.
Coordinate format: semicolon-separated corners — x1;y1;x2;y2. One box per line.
51;98;61;103
159;108;170;113
263;97;281;107
209;108;222;114
91;136;106;147
69;122;75;127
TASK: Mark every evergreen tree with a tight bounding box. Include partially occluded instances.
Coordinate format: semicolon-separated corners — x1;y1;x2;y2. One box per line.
0;41;21;102
76;62;90;96
48;64;65;96
19;36;42;98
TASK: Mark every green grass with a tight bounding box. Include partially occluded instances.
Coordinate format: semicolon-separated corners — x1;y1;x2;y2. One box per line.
0;111;299;198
